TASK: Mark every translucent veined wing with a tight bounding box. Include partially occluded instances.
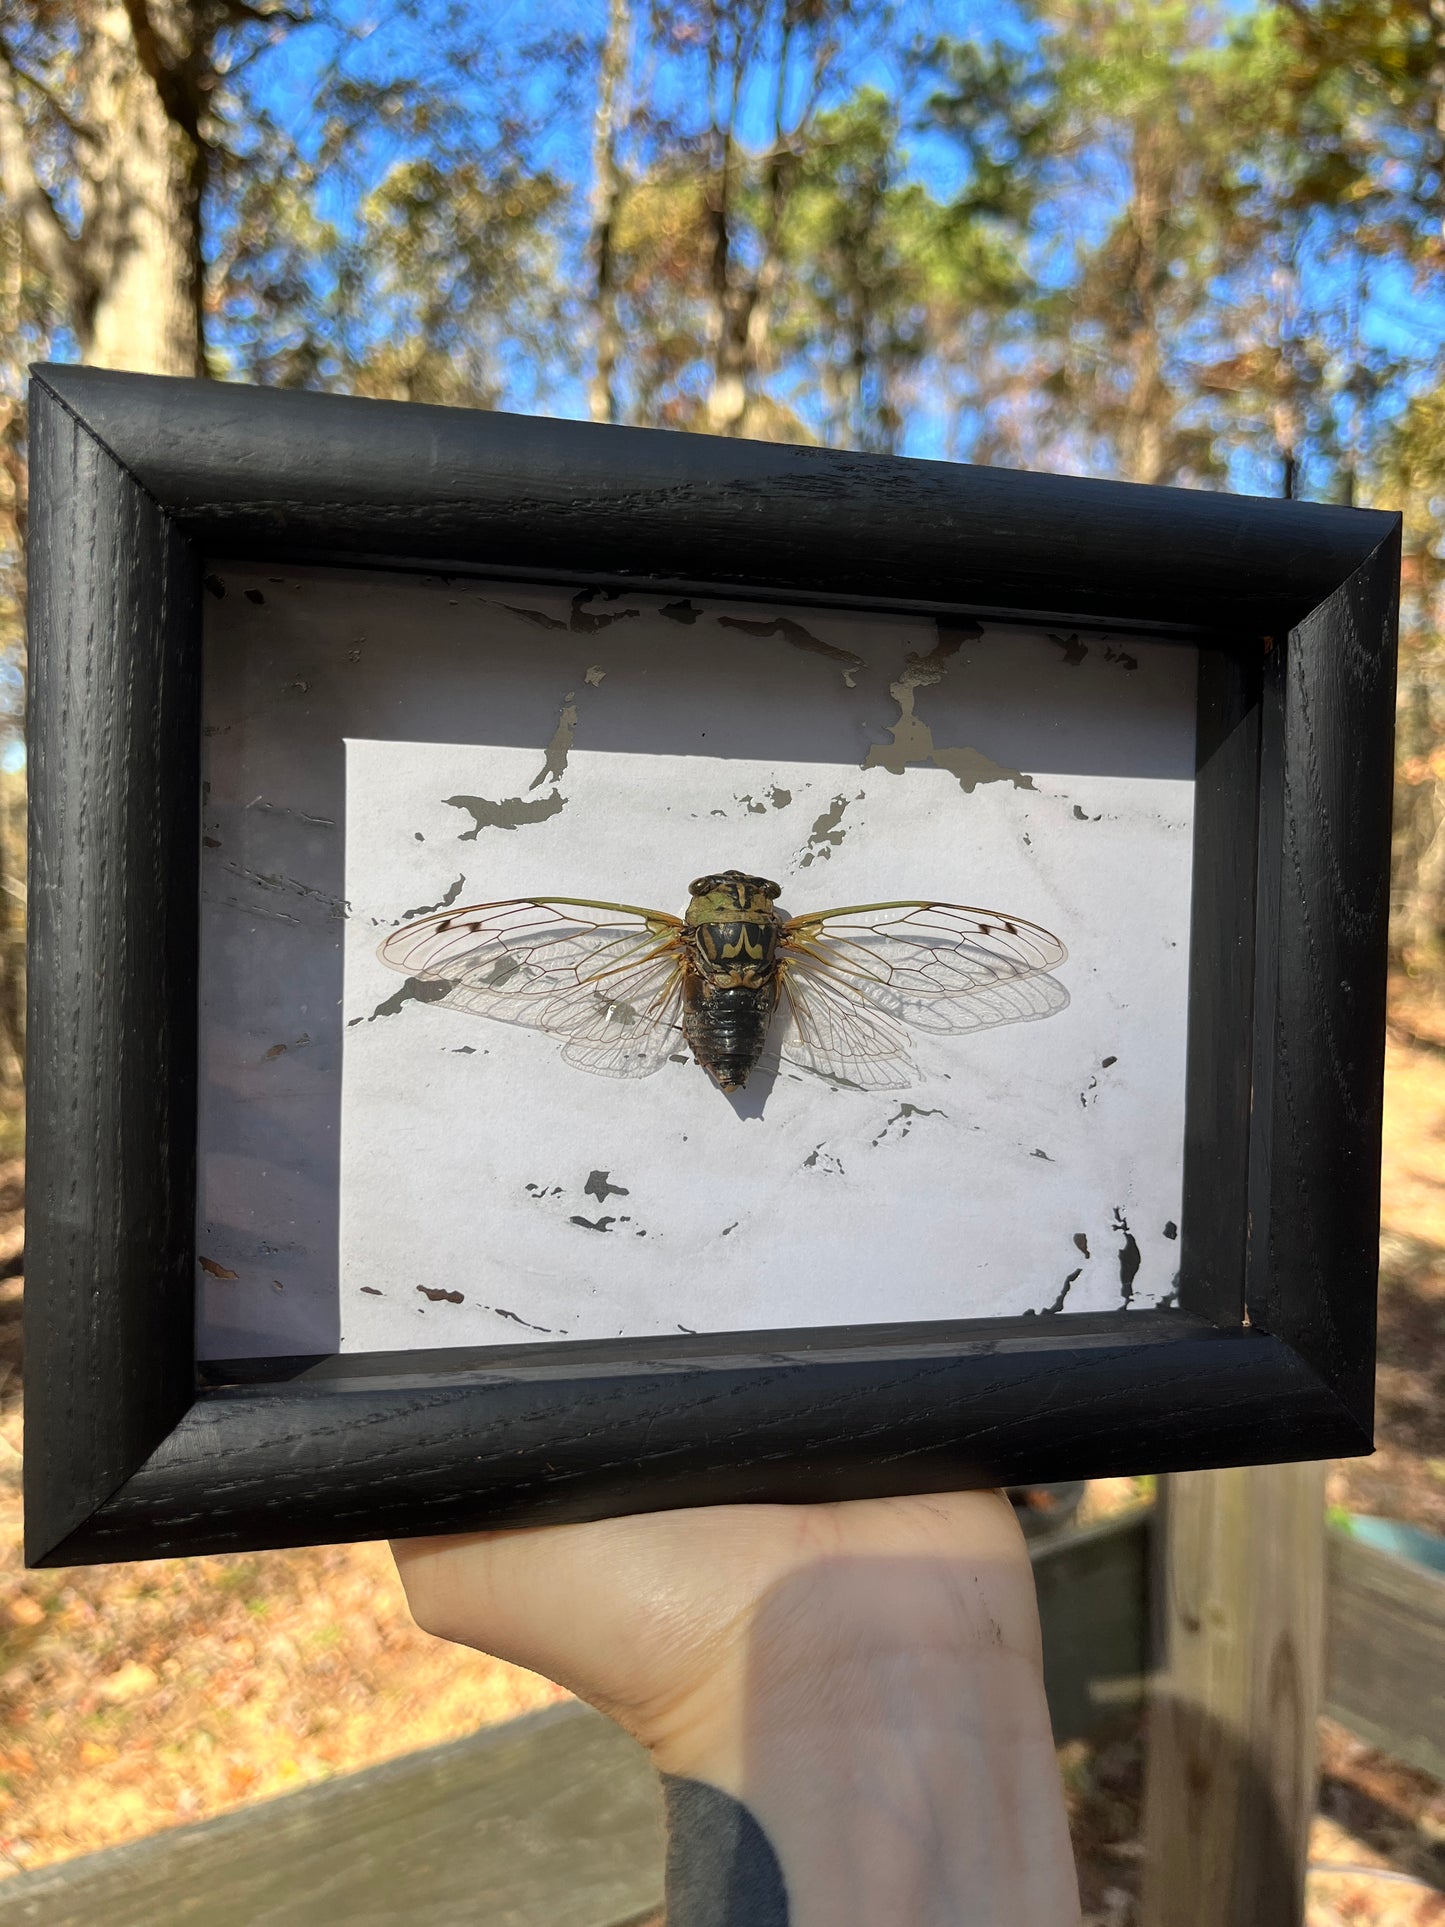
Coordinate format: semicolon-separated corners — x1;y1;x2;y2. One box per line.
776;963;918;1092
557;962;688;1078
780;900;1067;1034
376;897;688;1078
883;971;1071;1036
773;899;1068;1081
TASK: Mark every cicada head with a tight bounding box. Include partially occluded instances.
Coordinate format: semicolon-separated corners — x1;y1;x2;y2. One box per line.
685;870;782;924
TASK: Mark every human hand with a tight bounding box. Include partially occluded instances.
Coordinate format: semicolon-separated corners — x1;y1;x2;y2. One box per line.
394;1492;1080;1926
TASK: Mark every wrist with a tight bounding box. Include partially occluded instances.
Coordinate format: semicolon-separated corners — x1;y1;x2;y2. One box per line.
657;1646;1078;1927
647;1621;1048;1791
643;1524;1045;1783
647;1547;1080;1926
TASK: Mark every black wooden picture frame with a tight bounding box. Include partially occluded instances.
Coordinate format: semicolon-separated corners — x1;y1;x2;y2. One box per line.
24;364;1400;1566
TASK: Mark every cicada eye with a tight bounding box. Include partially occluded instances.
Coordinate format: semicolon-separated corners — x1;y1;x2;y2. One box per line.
761;880;781;901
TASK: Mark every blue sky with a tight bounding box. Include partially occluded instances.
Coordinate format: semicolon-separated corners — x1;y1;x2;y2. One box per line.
202;0;1445;497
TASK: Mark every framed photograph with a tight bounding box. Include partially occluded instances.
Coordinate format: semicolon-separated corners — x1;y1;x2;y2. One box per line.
24;365;1399;1564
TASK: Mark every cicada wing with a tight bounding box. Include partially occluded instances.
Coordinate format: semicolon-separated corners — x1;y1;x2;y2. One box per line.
776;958;918;1092
782;900;1064;993
780;900;1067;1035
890;972;1071;1036
376;897;688;1075
379;897;684;1000
558;969;687;1079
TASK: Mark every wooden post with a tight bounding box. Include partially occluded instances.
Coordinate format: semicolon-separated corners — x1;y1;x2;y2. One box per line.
1139;1462;1326;1927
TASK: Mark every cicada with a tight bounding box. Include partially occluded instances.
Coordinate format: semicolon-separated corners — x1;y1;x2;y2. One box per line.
376;870;1067;1094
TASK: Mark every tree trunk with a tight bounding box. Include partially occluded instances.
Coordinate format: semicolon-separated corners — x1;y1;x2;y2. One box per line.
0;4;209;376
704;15;800;439
0;774;22;1084
730;120;793;436
703;120;748;435
76;1;206;377
1118;122;1173;486
588;0;631;424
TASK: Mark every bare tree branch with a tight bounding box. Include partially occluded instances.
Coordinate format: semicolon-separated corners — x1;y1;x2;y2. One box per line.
220;0;309;30
588;0;632;423
0;55;90;315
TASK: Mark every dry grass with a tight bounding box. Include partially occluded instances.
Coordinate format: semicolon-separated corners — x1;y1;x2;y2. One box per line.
0;1529;563;1873
1067;1718;1445;1927
1325;1024;1445;1534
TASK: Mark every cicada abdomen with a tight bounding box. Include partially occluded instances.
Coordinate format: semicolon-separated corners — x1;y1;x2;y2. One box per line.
680;871;785;1093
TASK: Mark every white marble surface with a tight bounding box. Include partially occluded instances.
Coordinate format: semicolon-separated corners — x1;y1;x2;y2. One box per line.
197;565;1196;1358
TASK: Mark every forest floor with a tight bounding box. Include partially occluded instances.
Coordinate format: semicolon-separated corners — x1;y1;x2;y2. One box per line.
0;996;1441;1920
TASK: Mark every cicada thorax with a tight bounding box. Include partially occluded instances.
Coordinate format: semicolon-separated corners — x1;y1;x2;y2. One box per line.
681;870;785;1093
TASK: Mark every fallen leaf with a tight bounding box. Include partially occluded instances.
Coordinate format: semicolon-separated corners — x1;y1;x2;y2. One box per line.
98;1662;158;1703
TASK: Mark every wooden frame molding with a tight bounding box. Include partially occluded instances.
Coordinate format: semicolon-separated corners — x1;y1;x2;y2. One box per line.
24;365;1400;1564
